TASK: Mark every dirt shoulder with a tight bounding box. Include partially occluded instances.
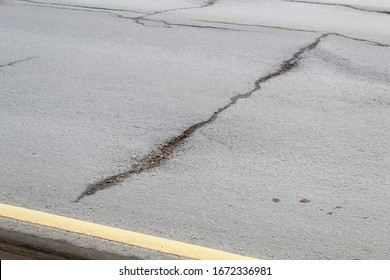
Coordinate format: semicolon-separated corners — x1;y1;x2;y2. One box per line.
0;228;135;260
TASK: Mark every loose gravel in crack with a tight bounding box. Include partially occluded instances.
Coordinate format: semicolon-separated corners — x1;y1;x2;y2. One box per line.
75;34;329;202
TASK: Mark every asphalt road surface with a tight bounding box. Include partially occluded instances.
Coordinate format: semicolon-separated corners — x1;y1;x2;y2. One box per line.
1;0;389;259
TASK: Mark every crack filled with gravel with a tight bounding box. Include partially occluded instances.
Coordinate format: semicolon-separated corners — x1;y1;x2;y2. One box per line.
0;57;35;70
75;33;330;202
283;0;390;15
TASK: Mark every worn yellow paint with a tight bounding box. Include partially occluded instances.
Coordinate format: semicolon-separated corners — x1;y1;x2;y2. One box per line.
0;203;256;260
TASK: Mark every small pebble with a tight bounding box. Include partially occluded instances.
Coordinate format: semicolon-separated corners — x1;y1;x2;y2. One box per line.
300;198;311;203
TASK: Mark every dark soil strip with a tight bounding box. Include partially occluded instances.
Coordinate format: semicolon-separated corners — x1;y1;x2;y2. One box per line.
75;33;329;202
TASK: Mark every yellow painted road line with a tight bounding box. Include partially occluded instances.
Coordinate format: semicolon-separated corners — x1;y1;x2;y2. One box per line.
0;203;256;260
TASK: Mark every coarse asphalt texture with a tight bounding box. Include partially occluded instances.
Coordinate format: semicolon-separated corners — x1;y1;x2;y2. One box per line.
1;0;389;259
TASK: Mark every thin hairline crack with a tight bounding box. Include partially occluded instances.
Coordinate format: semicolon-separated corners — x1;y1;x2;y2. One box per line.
132;0;218;25
16;0;147;14
187;20;390;48
282;0;390;15
16;0;218;24
0;57;36;70
14;0;390;47
75;33;330;202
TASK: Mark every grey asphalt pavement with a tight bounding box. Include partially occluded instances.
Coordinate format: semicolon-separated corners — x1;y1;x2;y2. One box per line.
1;0;389;259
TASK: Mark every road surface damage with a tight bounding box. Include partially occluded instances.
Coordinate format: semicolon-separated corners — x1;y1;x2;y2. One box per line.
76;33;330;201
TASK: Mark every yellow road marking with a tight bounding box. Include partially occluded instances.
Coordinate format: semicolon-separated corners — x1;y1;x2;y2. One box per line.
0;203;256;260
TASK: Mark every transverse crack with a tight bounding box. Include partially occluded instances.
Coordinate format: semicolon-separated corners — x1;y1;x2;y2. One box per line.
15;0;390;47
188;20;390;48
17;0;147;14
283;0;390;15
75;33;330;202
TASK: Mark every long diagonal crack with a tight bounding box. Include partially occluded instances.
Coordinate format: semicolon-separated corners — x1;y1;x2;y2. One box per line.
0;57;35;70
9;2;387;200
75;33;329;202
